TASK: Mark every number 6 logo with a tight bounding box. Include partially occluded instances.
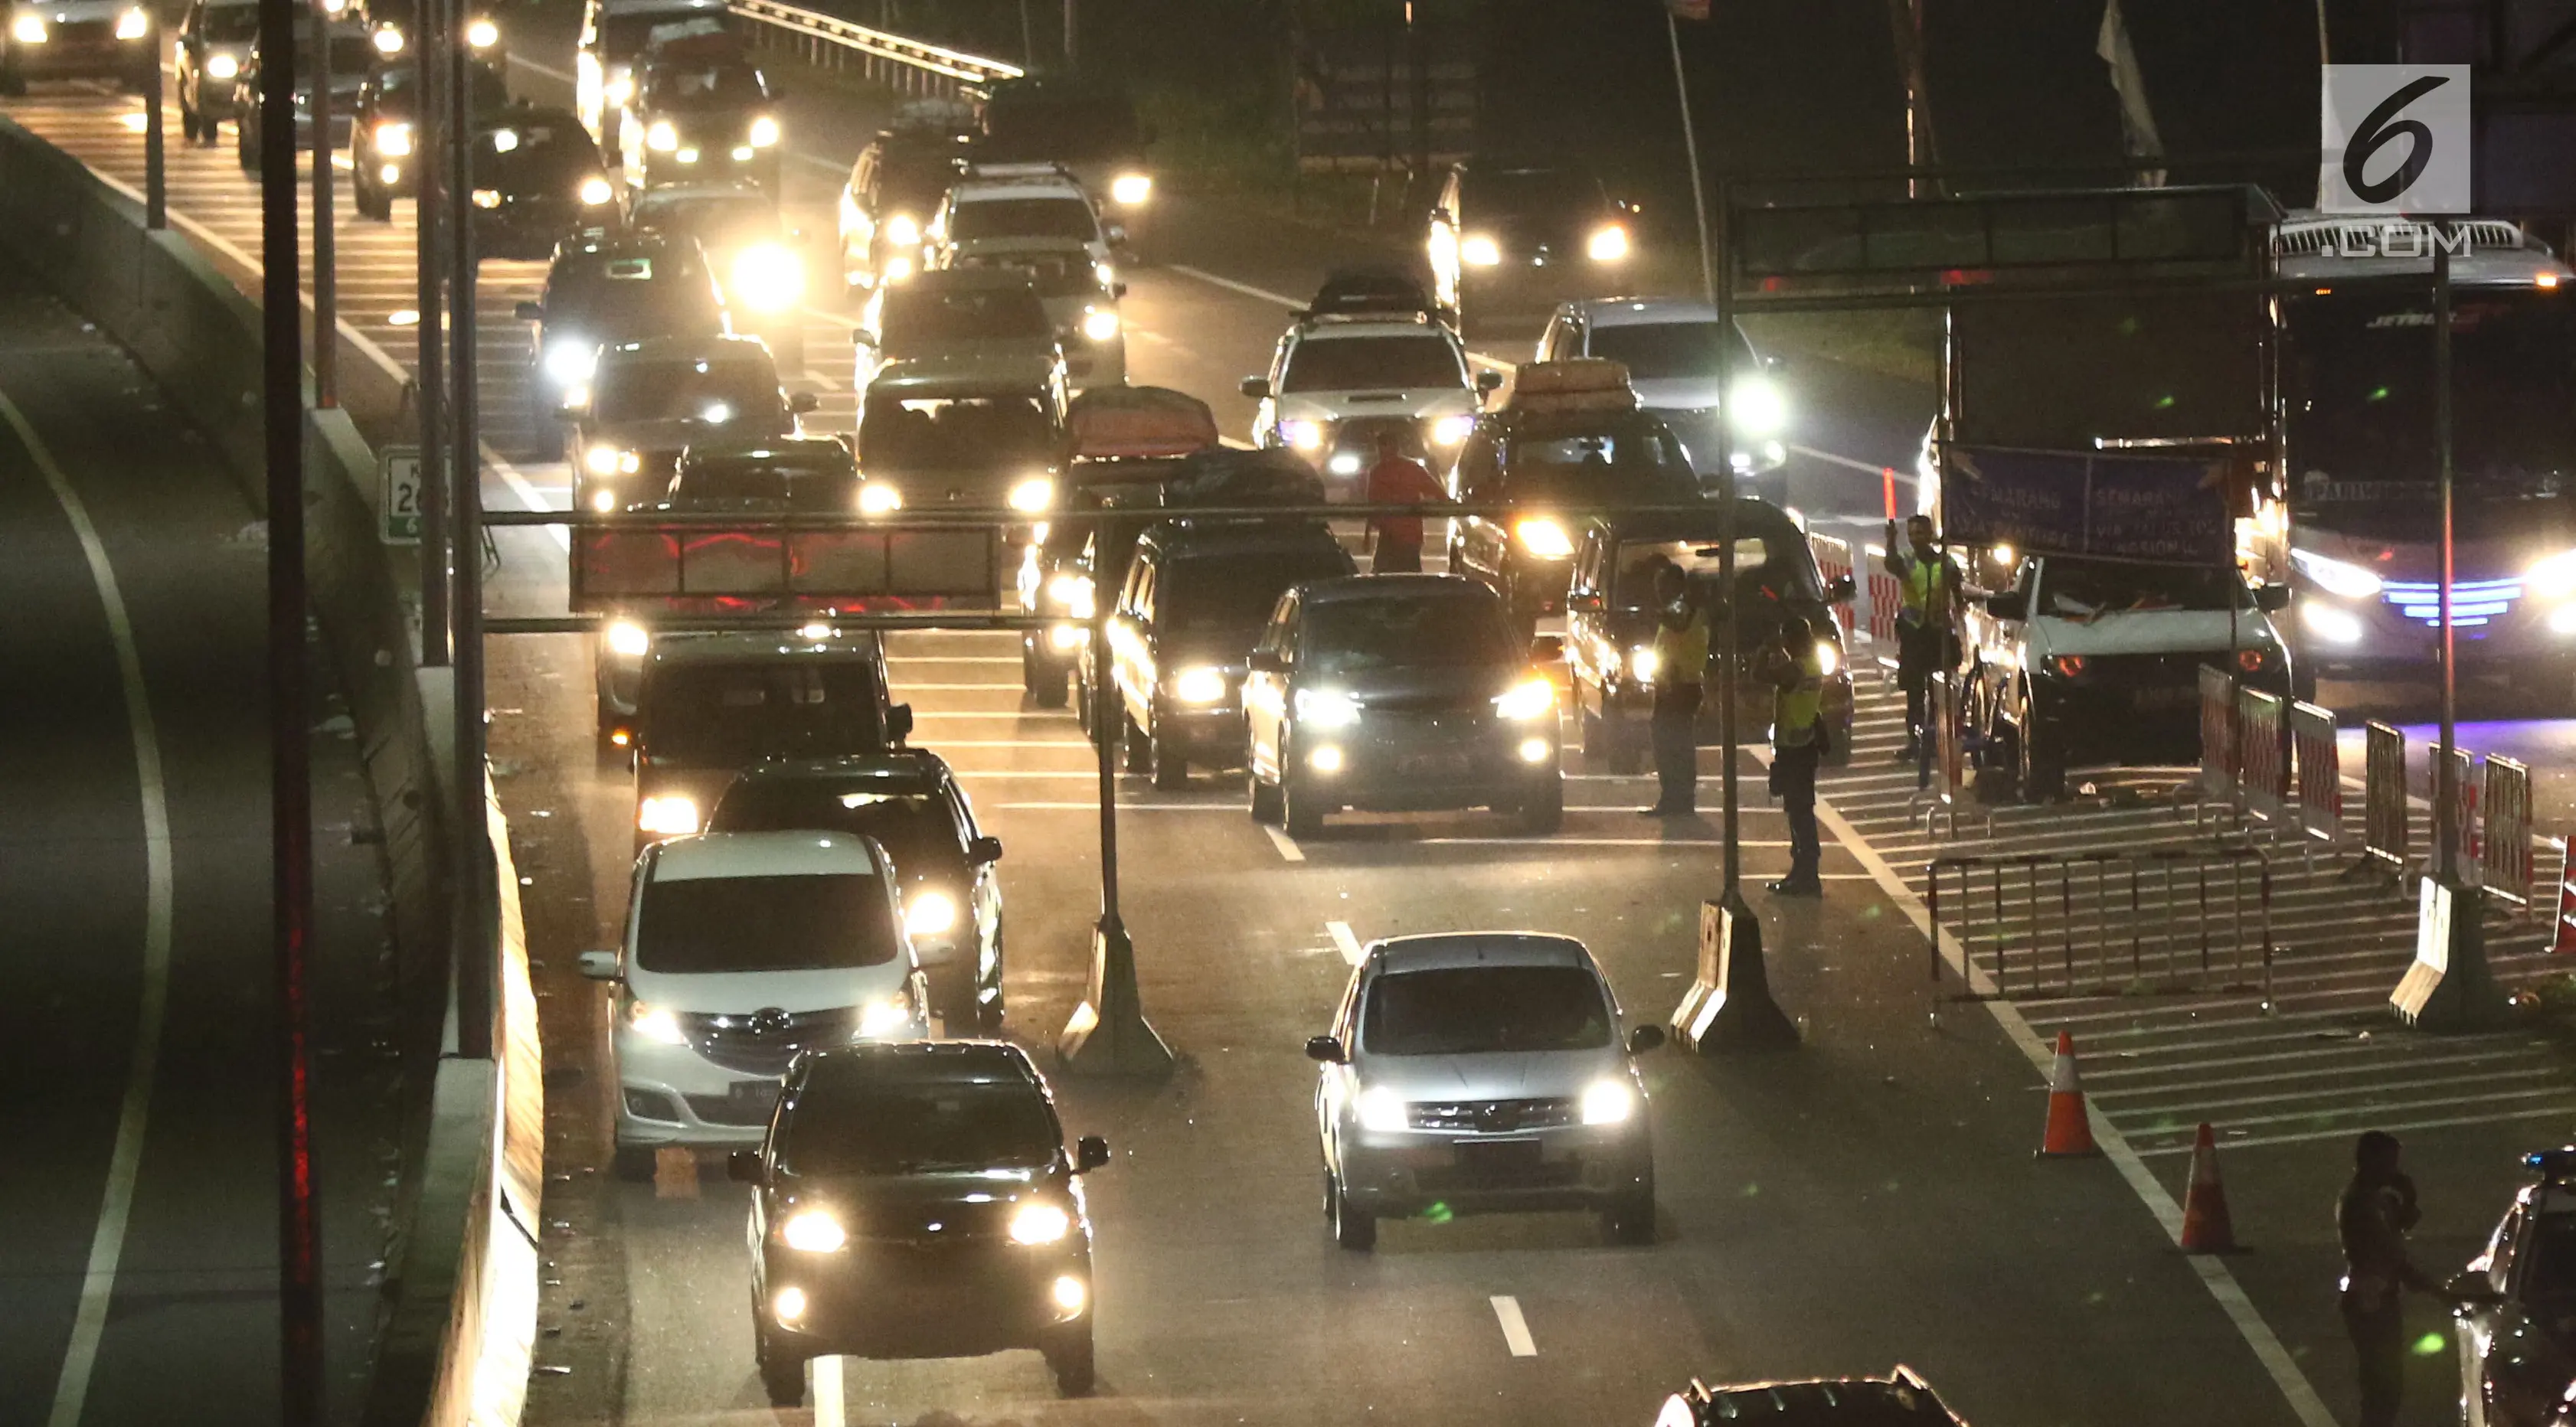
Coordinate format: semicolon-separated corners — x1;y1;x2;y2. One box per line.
2322;65;2471;215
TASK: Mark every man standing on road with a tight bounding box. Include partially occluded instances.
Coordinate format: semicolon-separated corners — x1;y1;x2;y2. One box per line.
1759;613;1828;895
1362;432;1447;574
1882;514;1962;768
2339;1130;2437;1427
1638;559;1709;818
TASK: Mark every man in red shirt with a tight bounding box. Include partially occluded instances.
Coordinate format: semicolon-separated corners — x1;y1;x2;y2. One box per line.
1362;431;1448;574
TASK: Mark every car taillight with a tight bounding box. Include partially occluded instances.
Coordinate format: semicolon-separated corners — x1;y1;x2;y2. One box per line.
2052;655;2086;678
2238;648;2270;673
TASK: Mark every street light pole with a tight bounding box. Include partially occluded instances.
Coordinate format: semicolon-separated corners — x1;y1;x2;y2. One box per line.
414;0;449;666
446;0;493;1060
1664;7;1715;305
1056;596;1171;1076
2434;227;2457;884
143;12;165;230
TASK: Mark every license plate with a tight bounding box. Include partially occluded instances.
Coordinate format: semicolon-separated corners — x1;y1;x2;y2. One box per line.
1456;1139;1544;1173
1398;752;1470;778
729;1079;781;1111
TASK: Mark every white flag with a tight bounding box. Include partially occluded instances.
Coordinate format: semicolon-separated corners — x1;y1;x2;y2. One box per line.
2097;0;2166;188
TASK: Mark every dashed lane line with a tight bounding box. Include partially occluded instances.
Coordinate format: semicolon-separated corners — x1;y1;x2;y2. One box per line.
1489;1295;1538;1357
1263;825;1305;862
1326;920;1362;965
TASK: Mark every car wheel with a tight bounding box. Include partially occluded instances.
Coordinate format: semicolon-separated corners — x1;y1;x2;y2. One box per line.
1329;1171;1376;1252
1025;644;1069;709
1515;777;1563;836
1149;720;1187;791
755;1329;806;1407
610;1145;657;1183
1249;766;1283;825
1602;1174;1656;1246
1283;770;1326;839
1043;1322;1096;1397
2017;687;2064;802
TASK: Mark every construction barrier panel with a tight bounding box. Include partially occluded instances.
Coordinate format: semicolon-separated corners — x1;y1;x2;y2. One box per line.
1926;847;2274;1001
2197;665;2237;803
2236;687;2287;826
1863;544;1901;646
2288;699;2342;854
2363;721;2409;876
2483;755;2535;909
1808;531;1856;642
2548;840;2576;953
2433;743;2480;874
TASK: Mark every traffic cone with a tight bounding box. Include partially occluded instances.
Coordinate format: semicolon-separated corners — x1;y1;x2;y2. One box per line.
2179;1122;2237;1253
2038;1030;2099;1157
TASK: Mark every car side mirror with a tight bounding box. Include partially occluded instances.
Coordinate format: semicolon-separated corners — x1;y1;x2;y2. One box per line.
2255;584;2291;612
1112;282;1128;299
2445;1270;2502;1306
1529;633;1565;663
1475;369;1505;394
789;391;820;414
1626;1024;1666;1055
1304;1034;1346;1063
514;300;543;322
1248;650;1286;674
1566;591;1602;614
1074;1135;1111;1172
967;834;1003;865
1104;222;1129;247
1985;591;2028;620
1238;375;1271;401
886;703;914;743
1827;573;1856;603
577;949;620;981
727;1149;761;1183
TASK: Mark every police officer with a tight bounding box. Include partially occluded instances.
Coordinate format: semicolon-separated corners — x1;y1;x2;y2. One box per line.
2338;1130;2437;1427
1637;559;1709;818
1759;613;1828;896
1882;514;1962;765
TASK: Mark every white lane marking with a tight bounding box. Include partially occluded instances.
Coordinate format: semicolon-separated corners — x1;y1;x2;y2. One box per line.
2130;1102;2576;1157
1165;263;1301;309
1810;800;2336;1427
1326;920;1362;966
483;443;567;550
1263;825;1304;862
509;54;574;83
1489;1295;1537;1357
2;391;178;1427
812;1353;845;1427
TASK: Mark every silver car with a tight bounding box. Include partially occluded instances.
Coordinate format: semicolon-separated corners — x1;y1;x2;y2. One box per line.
1306;932;1661;1251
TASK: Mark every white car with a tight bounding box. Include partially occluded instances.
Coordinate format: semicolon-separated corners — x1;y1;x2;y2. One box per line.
582;830;933;1181
1306;932;1662;1251
1537;297;1790;500
924;162;1119;278
1241;312;1479;491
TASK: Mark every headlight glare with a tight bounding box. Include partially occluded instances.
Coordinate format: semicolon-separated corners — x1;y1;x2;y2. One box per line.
636;794;700;836
1110;171;1152;205
12;14;46;43
205;51;237;77
1586;223;1630;263
858;482;902;515
2290;548;2384;599
1007;476;1054;513
626;999;687;1044
1008;1202;1072;1245
1294;688;1362;727
583;443;624;476
1355;1086;1408;1132
1814;640;1840;678
1171;667;1228;704
1493;677;1555;720
780;1209;848;1253
370;24;404;53
544;342;599;386
904;890;959;938
855;993;914;1039
646;119;678;152
1080;306;1120;344
374;121;414;157
463;15;499;47
1581;1079;1636;1125
747;113;780;146
604;619;651;658
1460;233;1502;267
1430;413;1475;446
1628;646;1660;682
729;242;805;313
1729;377;1787;437
2531;548;2576;599
883;212;920;248
2303;601;2365;644
579;175;614;207
1280;419;1323;452
1514;517;1575;559
114;7;146;39
471;188;502;210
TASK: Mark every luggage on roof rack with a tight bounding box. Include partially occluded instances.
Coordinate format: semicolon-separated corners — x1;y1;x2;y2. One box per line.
1159;446;1327;510
1302;269;1440;322
1066;386;1220;463
1499;358;1636;416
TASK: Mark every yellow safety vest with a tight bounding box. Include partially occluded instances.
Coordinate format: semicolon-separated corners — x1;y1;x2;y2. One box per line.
1900;555;1952;622
1773;646;1825;749
1652;603;1710;684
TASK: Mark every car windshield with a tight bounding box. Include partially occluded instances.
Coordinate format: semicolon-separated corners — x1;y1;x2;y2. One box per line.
1613;534;1822;608
595;356;778;425
2522;1213;2576;1301
2035;559;2250;618
1303;596;1515;678
982;93;1140;161
643;59;765;107
859;396;1054;472
1362;965;1613;1056
548;254;721;341
950;248;1100;299
1165;549;1350;638
630;194;779;251
202;4;260;41
1584;321;1757;382
293;35;379;77
1280;335;1464;393
881;286;1051;351
780;1080;1058;1176
1477;168;1599;220
708;784;962;874
1495;425;1696;498
950;197;1098;244
477;121;598;184
642;661;887;762
634;871;897;973
603;10;729;59
672;460;858;512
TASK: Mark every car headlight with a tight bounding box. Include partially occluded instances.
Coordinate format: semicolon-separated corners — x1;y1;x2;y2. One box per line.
11;14;45;43
373;121;413;158
904;890;959;938
626;998;687;1045
858;482;902;515
114;7;147;39
1171;667;1228;704
1110;171;1152;206
463;15;499;48
747;113;780;147
1279;418;1323;452
1007;476;1054;513
2289;548;2384;599
1429;413;1476;446
1814;640;1840;678
604;619;650;658
1586;223;1630;263
471;188;502;210
1294;688;1362;727
206;51;237;77
2302;601;2365;644
1080;305;1120;344
1044;572;1090;609
646;119;678;152
883;212;920;248
583;443;629;476
1628;645;1660;682
1581;1079;1636;1125
371;24;403;53
728;242;805;314
580;175;614;207
542;342;598;387
780;1208;848;1253
2532;548;2576;599
1008;1201;1072;1245
605;73;633;105
1493;677;1555;720
1355;1086;1408;1133
1460;233;1502;267
636;794;700;836
1730;376;1787;438
855;992;914;1039
1514;517;1575;559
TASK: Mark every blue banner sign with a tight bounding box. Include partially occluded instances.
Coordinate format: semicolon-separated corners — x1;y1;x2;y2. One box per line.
1941;445;2231;563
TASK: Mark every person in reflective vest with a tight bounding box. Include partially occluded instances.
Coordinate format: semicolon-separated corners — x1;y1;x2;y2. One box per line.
1637;558;1709;818
1760;612;1830;896
1882;514;1961;765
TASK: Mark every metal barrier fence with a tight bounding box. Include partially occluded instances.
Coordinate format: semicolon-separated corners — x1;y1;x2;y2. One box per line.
2549;841;2576;953
1808;531;1855;643
2196;665;2236;805
1926;848;2274;1002
2237;686;2287;827
727;0;1023;99
2434;743;2480;872
2362;720;2409;876
1862;544;1900;647
2483;755;2535;909
1915;670;1979;836
2287;698;2342;862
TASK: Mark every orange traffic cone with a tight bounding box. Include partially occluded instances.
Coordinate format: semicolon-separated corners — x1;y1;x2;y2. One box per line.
2038;1030;2099;1157
2179;1122;2237;1252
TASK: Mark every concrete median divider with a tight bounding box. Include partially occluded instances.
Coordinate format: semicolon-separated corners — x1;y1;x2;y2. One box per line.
0;113;538;1427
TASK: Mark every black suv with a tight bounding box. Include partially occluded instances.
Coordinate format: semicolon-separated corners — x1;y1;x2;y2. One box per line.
733;1041;1109;1405
517;228;728;413
706;753;1006;1030
1427;155;1635;332
348;56;509;219
655;437;861;514
1094;518;1355;790
468;105;617;260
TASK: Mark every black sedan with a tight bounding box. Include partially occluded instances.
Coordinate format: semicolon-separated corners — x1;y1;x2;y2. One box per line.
2450;1148;2576;1427
348;56;507;220
467;104;616;261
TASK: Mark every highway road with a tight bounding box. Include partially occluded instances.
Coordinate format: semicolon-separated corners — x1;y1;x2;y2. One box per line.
7;22;2572;1427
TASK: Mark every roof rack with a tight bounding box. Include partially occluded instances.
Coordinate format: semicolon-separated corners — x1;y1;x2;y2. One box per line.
960;160;1080;184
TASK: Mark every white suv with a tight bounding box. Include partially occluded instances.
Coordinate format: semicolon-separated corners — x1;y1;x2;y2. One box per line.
1242;312;1479;492
582;830;933;1181
1536;297;1790;501
925;162;1118;278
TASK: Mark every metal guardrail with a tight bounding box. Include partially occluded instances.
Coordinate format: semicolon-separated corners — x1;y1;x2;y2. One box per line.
726;0;1023;99
2483;755;2535;910
2194;665;2236;811
2363;720;2409;876
2287;698;2342;864
1926;847;2274;1002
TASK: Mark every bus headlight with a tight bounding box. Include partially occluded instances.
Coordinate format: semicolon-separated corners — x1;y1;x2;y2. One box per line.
2531;548;2576;599
2289;548;2383;599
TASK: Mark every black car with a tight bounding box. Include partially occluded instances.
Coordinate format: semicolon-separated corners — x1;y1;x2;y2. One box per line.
705;753;1005;1030
469;105;618;261
2449;1148;2576;1427
232;21;375;173
348;55;508;219
516;228;729;411
977;75;1153;248
1242;575;1564;837
175;0;260;140
1096;518;1355;789
616;31;782;194
568;334;812;514
733;1042;1108;1405
1427;155;1636;331
652;436;861;514
836;124;973;292
626;180;808;372
1654;1367;1967;1426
